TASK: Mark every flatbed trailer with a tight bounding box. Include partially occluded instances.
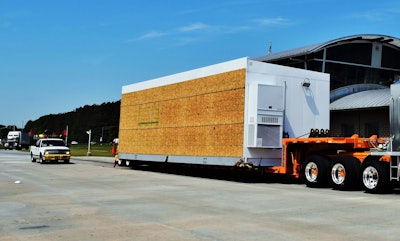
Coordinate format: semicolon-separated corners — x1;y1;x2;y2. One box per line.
276;134;388;191
118;57;396;193
272;135;379;177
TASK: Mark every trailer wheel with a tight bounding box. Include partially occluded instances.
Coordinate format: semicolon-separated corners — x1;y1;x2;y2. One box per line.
304;155;330;188
361;161;390;194
125;160;131;167
31;153;36;162
118;159;125;166
330;156;360;190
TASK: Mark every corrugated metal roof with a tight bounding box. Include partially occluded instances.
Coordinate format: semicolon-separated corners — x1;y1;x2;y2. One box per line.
330;88;390;110
253;34;400;62
330;83;388;102
252;43;321;62
250;34;400;111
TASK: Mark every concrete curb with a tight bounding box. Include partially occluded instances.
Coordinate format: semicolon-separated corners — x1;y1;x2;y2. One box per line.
71;156;115;164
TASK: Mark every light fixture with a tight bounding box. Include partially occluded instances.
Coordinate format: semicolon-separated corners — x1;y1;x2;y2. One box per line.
302;78;311;88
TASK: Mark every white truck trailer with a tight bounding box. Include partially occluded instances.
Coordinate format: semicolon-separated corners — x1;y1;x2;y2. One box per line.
118;57;397;193
4;131;30;150
118;57;330;168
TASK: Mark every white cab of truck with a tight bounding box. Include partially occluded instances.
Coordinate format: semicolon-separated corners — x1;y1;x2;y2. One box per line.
30;138;71;164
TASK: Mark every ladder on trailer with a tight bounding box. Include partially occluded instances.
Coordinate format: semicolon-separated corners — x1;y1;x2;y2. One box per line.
390;156;400;181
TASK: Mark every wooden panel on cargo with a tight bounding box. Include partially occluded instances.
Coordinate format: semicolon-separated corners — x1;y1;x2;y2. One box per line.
119;69;246;157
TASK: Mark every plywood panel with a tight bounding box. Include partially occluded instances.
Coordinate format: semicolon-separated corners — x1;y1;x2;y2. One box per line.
119;69;246;157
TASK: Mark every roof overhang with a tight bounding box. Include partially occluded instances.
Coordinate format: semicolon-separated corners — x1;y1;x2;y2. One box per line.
253;34;400;62
330;88;390;111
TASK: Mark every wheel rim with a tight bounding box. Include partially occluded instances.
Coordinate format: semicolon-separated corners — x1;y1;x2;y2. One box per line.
125;160;130;167
305;162;318;182
363;166;379;190
331;163;346;185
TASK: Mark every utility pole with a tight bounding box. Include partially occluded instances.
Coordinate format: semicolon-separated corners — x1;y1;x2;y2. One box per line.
65;125;69;145
86;129;91;156
268;40;272;55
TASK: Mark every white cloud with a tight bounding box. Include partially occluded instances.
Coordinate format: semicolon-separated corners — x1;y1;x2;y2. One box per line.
127;31;167;42
127;16;286;46
127;23;213;45
253;17;290;26
179;23;210;32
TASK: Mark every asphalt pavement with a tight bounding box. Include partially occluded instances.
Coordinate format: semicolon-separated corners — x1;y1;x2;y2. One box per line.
3;150;400;241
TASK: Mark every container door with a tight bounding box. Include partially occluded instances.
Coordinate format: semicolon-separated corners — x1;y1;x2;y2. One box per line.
248;83;284;148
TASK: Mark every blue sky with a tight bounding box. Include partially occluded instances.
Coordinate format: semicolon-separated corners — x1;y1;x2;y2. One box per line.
0;0;399;127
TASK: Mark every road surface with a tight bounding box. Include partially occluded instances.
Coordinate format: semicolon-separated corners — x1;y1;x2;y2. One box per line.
1;150;400;241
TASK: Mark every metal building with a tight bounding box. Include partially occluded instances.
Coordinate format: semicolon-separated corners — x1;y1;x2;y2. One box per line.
254;34;400;137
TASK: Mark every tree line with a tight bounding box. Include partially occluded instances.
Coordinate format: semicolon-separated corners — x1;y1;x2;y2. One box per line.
1;101;120;144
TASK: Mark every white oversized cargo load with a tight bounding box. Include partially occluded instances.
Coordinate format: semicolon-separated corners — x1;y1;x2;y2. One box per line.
118;57;330;167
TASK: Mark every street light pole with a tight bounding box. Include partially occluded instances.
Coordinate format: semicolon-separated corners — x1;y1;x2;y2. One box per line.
86;129;91;156
101;127;104;145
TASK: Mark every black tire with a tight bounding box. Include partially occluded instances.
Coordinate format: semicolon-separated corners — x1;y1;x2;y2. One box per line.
131;160;139;169
330;156;361;190
31;153;36;162
361;160;390;194
303;155;330;188
39;155;45;164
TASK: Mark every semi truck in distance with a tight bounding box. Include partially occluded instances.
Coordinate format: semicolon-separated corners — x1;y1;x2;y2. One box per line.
4;131;30;150
117;57;399;193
